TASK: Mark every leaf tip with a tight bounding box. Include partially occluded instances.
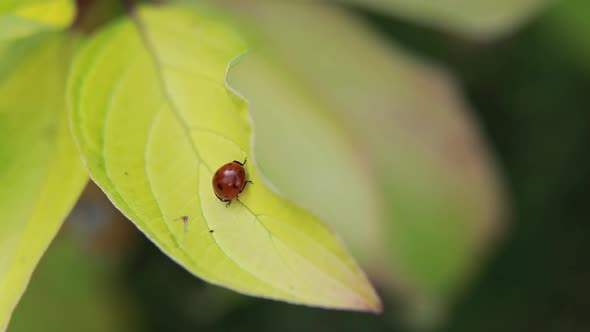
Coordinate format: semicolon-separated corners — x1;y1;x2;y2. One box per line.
370;298;384;314
359;290;384;314
340;281;383;314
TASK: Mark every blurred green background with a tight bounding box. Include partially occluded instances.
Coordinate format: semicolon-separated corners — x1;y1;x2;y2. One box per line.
7;0;590;331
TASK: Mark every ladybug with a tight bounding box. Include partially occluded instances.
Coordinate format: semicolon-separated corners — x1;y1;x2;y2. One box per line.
212;158;252;206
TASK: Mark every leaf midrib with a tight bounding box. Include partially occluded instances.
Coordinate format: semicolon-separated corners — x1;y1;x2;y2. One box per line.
132;8;376;306
126;13;296;298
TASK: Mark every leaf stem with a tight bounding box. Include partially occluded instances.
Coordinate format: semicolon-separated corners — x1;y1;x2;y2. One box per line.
71;0;127;33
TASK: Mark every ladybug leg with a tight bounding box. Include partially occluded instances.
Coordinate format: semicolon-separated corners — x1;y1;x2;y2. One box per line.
233;157;247;166
225;200;232;207
240;180;253;193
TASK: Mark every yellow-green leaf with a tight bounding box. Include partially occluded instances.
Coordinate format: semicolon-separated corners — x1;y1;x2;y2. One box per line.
0;0;75;42
68;6;380;312
0;33;88;331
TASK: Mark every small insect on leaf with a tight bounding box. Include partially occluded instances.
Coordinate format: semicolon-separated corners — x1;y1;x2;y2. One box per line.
174;215;189;233
212;158;251;206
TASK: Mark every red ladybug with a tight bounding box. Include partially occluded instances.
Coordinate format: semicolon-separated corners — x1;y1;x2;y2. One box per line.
212;158;252;206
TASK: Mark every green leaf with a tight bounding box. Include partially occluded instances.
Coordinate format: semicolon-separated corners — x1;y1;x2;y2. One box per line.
331;0;551;40
0;33;88;331
0;0;75;42
222;1;506;310
68;5;381;312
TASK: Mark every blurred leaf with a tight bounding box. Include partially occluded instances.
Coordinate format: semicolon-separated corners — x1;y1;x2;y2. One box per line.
68;5;381;312
0;33;88;331
7;235;137;332
229;54;386;269
541;0;590;71
224;1;506;307
0;0;75;42
332;0;551;40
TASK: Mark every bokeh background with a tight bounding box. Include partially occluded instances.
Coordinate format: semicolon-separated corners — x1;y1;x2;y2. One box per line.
7;0;590;331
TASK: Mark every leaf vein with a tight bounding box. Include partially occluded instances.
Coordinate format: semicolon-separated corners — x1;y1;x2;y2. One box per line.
130;13;284;293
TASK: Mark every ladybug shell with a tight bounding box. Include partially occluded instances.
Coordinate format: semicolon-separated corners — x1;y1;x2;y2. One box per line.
212;161;246;201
